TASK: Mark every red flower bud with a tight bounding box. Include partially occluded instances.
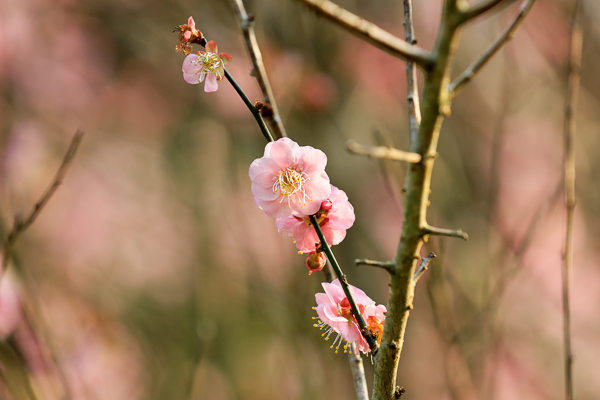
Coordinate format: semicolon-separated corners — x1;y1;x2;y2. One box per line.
305;250;327;275
320;199;333;212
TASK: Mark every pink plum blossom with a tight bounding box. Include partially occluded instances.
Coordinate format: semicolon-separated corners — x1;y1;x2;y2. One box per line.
175;16;204;55
182;41;232;92
276;185;355;253
313;279;386;354
249;138;331;218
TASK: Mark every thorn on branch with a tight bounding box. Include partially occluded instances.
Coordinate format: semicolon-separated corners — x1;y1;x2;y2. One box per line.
347;140;422;163
423;224;468;241
413;252;436;283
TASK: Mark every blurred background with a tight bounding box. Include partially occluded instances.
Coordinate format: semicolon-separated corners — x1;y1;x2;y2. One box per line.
0;0;599;399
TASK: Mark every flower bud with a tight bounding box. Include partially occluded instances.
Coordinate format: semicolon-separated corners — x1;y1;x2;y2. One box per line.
305;250;327;275
320;199;333;212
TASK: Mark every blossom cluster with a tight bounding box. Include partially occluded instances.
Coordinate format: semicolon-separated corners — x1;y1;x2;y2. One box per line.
313;279;386;354
249;138;355;274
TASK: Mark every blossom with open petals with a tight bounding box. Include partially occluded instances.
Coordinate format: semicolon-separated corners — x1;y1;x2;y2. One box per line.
175;16;204;55
182;41;232;92
249;138;331;218
276;185;355;253
312;279;386;354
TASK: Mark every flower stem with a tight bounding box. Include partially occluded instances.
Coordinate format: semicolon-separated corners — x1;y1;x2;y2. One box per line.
223;69;274;143
309;214;379;353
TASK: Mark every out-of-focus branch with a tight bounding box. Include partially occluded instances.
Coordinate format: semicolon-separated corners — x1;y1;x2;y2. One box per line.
347;140;422;163
413;252;436;284
355;259;394;273
461;0;507;21
347;343;369;400
230;0;287;139
297;0;433;69
562;2;582;399
1;130;84;274
449;0;536;95
403;0;421;144
423;224;468;241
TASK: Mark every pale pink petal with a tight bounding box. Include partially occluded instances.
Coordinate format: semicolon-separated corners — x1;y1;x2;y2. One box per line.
220;52;232;65
205;40;218;53
182;54;202;84
214;66;224;80
323;281;346;304
269;139;298;168
255;198;292;218
323;225;346;246
188;16;195;29
249;157;279;180
275;216;301;234
315;293;329;305
204;74;219;92
251;173;279;201
184;31;192;41
295;179;330;215
300;148;328;175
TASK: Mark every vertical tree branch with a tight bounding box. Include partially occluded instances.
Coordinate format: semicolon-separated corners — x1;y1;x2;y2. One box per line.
562;1;582;399
372;0;465;397
403;0;421;144
229;0;288;139
347;343;369;400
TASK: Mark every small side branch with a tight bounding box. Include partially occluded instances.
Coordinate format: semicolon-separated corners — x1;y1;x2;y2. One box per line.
2;130;85;272
403;0;421;144
347;343;369;400
413;252;436;284
347;140;422;163
230;0;287;139
450;0;536;95
309;214;379;353
461;0;507;22
297;0;433;69
562;1;582;399
355;259;394;273
423;224;469;241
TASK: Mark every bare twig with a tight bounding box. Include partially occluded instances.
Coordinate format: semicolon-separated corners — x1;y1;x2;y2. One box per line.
413;252;436;284
449;0;536;95
297;0;433;69
423;224;469;241
461;0;507;21
562;2;582;399
347;140;422;163
2;130;85;273
355;259;394;273
230;0;287;139
403;0;421;144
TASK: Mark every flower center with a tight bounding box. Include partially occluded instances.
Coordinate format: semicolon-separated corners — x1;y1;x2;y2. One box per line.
273;167;310;208
199;52;222;73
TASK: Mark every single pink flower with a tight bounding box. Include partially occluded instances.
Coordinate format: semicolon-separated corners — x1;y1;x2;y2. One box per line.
276;185;355;253
249;138;331;218
175;16;204;55
182;41;232;92
312;279;386;354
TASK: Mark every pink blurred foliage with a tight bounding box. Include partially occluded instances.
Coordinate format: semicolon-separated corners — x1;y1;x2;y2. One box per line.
297;72;338;114
38;288;146;400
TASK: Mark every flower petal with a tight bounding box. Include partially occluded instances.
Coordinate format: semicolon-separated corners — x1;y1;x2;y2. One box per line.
255;198;292;218
300;148;328;175
251;172;280;201
249;157;279;180
220;52;232;65
269;139;298;168
206;40;218;53
204;74;219;92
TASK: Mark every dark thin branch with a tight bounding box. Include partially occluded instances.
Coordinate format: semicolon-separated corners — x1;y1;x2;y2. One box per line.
449;0;536;95
562;1;582;399
403;0;421;145
423;224;469;241
461;0;507;21
309;214;379;353
297;0;433;69
224;69;274;142
347;140;422;163
230;0;287;139
2;130;84;273
355;259;394;273
413;252;436;284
